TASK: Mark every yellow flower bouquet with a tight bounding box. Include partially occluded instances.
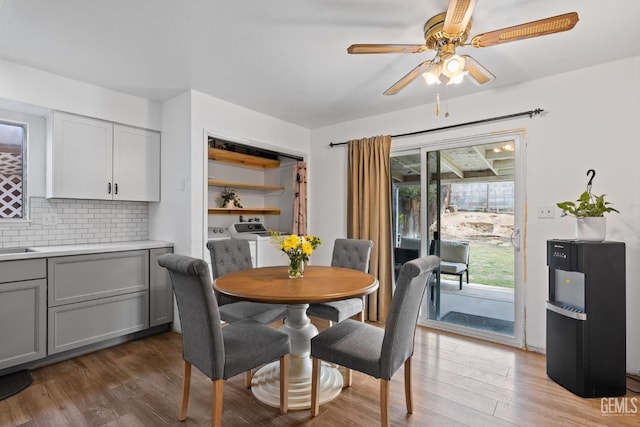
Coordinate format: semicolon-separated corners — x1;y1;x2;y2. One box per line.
270;231;322;278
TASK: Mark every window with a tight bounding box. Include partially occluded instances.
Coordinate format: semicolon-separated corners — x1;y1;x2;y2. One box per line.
0;121;26;219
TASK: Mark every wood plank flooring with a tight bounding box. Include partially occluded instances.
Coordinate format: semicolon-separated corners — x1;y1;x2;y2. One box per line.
1;325;638;426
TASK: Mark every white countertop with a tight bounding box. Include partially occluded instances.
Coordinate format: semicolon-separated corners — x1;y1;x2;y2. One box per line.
0;240;174;261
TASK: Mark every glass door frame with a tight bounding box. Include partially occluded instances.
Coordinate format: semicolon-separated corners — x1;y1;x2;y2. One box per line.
392;129;526;348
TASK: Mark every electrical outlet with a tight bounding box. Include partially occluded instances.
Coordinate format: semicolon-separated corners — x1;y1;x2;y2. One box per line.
42;213;58;226
537;205;554;219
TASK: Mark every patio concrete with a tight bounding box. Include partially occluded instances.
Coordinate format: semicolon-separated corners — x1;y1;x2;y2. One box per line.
418;279;515;326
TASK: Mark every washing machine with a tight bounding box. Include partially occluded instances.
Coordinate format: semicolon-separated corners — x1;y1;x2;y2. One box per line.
228;222;288;267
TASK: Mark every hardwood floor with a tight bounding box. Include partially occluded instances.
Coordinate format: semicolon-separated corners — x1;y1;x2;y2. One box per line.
1;325;638;426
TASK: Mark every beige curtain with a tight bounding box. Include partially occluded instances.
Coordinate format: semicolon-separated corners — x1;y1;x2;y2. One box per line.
293;161;307;235
347;135;393;323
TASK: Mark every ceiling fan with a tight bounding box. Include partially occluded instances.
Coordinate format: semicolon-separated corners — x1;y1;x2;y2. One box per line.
347;0;579;95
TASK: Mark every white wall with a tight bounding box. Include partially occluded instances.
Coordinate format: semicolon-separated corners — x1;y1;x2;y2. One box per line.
150;90;310;259
1;53;635;371
148;90;311;333
148;91;192;255
0;59;161;130
189;90;310;258
309;56;640;374
0;66;160;248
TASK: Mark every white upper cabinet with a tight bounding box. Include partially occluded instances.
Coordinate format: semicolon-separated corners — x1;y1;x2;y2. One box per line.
113;125;160;202
48;113;113;200
47;112;160;202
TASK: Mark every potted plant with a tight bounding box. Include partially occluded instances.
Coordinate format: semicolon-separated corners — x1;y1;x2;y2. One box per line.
220;187;242;209
557;189;619;241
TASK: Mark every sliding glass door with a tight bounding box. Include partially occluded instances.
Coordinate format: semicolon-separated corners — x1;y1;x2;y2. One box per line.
391;131;524;346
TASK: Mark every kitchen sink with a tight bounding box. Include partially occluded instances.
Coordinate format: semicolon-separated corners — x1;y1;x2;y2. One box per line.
0;247;38;254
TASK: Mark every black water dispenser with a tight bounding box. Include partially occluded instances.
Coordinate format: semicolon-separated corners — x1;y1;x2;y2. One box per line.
546;239;626;397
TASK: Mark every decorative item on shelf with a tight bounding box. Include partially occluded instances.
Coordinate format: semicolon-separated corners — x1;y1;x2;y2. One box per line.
220;187;242;209
270;231;322;279
556;169;619;242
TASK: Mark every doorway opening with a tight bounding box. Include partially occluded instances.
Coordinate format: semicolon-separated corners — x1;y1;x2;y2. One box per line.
391;131;524;346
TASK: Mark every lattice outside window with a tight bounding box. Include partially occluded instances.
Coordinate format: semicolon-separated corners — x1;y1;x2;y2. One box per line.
0;121;26;219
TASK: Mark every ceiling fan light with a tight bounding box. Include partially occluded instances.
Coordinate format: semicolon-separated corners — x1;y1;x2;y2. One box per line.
422;66;441;85
423;73;441;85
443;54;465;75
447;71;467;85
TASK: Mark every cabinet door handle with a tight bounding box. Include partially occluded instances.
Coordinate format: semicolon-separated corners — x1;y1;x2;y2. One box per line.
108;182;112;194
115;183;118;195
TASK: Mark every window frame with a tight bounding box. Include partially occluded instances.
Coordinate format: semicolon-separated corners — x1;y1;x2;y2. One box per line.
0;118;29;222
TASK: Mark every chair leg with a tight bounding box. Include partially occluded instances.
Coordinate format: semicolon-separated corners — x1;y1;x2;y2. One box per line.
343;367;353;388
404;357;412;414
179;360;191;421
310;357;321;417
459;274;462;290
466;269;469;284
245;370;252;388
380;379;390;427
280;354;289;414
212;379;224;427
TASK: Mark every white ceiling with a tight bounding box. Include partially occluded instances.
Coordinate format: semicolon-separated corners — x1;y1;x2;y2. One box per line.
0;0;639;129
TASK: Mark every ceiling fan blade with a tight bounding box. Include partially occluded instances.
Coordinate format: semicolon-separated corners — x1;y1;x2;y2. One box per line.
383;61;434;96
471;12;579;48
443;0;477;35
347;44;427;54
461;55;495;86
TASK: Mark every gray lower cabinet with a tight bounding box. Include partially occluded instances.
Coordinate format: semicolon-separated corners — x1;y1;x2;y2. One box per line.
48;250;149;307
47;251;150;355
48;291;148;354
0;246;173;369
149;247;173;327
0;259;47;370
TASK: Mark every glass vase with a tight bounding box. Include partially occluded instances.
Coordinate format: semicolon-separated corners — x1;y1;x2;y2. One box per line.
288;258;304;279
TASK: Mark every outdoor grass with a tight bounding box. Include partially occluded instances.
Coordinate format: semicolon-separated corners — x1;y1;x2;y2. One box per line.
466;238;514;288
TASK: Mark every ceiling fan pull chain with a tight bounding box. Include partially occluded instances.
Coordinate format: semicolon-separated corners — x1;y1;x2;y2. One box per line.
444;85;450;117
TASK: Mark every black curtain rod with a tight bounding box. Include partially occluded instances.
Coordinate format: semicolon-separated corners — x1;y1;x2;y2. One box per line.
328;108;544;147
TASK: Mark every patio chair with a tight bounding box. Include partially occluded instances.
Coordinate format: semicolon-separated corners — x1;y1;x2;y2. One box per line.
430;239;470;289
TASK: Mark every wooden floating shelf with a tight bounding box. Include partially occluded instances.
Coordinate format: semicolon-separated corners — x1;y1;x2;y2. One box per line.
208;148;280;169
208;208;281;215
208;179;284;192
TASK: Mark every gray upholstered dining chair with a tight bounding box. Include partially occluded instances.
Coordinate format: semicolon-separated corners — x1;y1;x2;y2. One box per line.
306;238;373;324
207;239;287;324
310;255;439;427
157;254;291;427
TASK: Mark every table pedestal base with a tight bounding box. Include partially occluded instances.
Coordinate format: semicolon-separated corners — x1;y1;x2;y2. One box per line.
248;303;344;409
251;358;343;410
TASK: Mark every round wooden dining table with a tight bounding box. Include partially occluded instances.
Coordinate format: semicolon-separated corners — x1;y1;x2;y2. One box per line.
214;265;378;410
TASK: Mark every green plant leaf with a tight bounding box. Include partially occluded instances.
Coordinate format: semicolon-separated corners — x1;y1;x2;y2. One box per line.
557;190;618;217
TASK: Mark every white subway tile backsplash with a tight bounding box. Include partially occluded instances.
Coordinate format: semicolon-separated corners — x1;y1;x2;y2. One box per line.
0;197;149;248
